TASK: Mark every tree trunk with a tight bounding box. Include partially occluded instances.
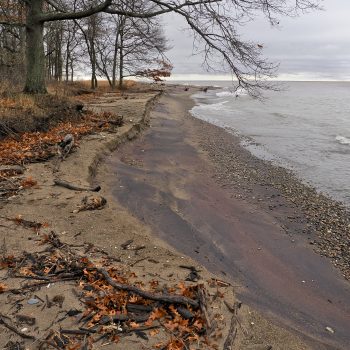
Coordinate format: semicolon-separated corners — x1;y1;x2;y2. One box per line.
111;29;119;90
118;28;124;90
24;0;47;94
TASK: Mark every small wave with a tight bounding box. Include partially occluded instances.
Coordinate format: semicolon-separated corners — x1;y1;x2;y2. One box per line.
335;135;350;145
192;101;228;112
216;87;247;98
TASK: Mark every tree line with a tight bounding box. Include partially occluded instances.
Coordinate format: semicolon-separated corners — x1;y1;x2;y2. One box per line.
0;0;320;96
0;0;170;91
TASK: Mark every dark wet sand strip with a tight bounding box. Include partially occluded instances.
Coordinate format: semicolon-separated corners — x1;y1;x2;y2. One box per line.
108;87;350;349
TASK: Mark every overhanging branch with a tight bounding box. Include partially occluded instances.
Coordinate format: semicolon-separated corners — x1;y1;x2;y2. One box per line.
0;21;25;27
38;0;112;23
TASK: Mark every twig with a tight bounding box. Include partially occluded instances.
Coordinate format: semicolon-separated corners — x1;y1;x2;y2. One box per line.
0;314;36;340
130;257;149;267
98;314;150;325
121;239;133;249
6;276;80;293
60;329;91;335
54;179;101;192
94;268;199;308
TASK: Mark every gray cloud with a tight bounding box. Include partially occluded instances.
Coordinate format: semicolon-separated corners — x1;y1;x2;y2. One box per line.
163;0;350;80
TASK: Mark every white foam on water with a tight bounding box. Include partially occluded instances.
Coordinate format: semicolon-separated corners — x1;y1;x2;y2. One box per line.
192;100;229;112
335;135;350;145
216;87;247;97
188;81;350;206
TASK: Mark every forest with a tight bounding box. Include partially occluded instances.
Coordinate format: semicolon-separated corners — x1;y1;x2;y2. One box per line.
0;0;320;95
0;0;172;92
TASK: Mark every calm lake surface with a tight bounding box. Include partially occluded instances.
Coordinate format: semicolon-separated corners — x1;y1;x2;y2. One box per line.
180;81;350;205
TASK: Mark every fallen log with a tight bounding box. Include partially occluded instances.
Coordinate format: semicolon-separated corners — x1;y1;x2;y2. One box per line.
95;268;199;308
54;179;101;192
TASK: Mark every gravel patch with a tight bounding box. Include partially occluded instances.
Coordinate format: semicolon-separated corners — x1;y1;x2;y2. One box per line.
192;116;350;280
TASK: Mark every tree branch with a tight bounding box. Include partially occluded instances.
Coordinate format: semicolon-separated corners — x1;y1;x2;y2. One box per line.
104;0;222;18
38;0;112;23
0;21;25;27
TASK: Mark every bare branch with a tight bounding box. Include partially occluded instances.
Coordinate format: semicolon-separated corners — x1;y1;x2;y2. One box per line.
39;0;112;22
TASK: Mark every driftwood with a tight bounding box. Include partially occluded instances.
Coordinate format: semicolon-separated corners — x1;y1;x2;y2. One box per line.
54;179;101;192
223;301;240;350
99;314;150;325
0;314;36;340
60;329;91;335
126;304;153;313
198;285;211;331
95;268;199;308
177;307;194;320
121;239;133;249
57;134;74;160
0;165;25;174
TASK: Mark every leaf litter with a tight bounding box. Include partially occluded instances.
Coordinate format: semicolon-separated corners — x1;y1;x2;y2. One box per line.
0;231;232;349
0;110;124;200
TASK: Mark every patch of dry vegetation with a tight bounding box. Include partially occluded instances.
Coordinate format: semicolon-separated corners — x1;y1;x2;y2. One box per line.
0;84;83;138
0;80;139;139
0;80;146;139
0;111;123;165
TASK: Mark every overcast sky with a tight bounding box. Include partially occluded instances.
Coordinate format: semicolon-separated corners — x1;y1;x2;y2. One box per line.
162;0;350;81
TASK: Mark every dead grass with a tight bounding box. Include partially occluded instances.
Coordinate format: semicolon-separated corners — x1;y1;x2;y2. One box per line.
0;94;83;138
0;79;148;139
0;94;37;111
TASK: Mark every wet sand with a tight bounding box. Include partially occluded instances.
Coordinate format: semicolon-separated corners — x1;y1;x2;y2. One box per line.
108;86;350;349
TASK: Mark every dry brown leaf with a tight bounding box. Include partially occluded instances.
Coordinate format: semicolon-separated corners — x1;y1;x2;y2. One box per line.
167;338;184;350
0;283;7;293
150;329;160;337
20;177;38;189
145;307;167;326
129;322;139;329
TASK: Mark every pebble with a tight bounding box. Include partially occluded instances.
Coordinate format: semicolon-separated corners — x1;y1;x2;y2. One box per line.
197;121;350;281
325;326;335;334
28;298;40;305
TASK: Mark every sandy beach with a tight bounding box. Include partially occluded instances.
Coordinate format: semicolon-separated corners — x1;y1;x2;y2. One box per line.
107;84;350;349
0;83;348;349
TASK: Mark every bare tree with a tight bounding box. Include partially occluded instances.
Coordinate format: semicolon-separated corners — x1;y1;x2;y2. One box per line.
92;7;170;89
0;0;26;84
0;0;320;95
117;16;169;88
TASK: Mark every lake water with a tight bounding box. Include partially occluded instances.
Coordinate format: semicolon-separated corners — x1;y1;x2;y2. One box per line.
185;81;350;205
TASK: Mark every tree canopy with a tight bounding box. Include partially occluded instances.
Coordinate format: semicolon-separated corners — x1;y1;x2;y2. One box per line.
0;0;321;95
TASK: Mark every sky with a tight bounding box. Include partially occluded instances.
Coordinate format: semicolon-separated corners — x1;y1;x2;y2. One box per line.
162;0;350;81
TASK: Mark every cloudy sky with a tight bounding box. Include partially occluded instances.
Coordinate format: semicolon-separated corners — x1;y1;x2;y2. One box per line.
163;0;350;81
